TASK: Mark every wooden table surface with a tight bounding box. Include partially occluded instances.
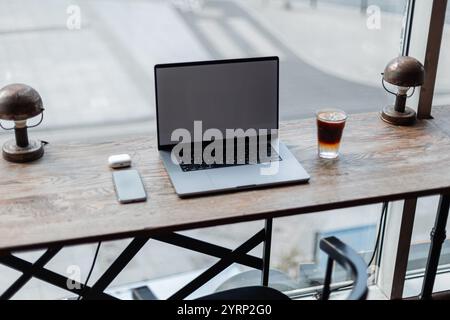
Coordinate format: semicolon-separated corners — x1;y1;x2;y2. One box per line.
1;106;450;253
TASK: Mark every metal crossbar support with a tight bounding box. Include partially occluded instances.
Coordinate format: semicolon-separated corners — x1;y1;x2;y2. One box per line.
321;257;334;301
420;193;450;299
261;218;273;286
152;232;262;270
169;229;266;300
83;236;150;299
0;253;115;299
0;247;62;300
0;226;272;300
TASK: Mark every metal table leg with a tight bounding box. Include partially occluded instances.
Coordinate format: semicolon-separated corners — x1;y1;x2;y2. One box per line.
261;218;273;287
420;193;450;299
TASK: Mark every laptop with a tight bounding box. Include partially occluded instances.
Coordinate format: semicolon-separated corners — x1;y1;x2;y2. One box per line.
155;56;310;197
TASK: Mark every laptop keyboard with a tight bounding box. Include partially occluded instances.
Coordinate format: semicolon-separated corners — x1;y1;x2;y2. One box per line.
179;143;281;172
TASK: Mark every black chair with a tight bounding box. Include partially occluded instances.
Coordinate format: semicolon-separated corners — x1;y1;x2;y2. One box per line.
198;236;368;301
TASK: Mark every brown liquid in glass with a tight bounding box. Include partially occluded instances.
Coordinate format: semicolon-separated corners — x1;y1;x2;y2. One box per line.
317;118;346;148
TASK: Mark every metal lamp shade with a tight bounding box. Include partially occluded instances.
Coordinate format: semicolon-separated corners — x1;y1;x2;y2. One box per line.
381;56;425;126
0;84;44;121
0;83;45;163
383;56;425;87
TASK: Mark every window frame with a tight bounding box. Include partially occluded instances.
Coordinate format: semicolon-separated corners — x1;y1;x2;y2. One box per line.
402;0;448;118
376;0;449;300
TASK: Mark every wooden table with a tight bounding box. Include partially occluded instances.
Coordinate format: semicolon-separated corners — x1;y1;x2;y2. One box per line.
1;107;450;300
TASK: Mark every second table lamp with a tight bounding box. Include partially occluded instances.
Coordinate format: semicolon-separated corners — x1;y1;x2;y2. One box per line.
381;56;425;126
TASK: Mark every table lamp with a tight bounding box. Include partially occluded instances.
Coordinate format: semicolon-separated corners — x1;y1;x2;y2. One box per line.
381;56;425;126
0;83;46;163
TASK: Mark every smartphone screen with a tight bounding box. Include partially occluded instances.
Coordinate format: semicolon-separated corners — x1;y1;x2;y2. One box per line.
112;169;147;204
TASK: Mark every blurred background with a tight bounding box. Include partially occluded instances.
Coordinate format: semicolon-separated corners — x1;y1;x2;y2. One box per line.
0;0;449;299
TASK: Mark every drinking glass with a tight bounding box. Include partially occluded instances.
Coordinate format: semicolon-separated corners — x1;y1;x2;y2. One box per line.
316;109;347;159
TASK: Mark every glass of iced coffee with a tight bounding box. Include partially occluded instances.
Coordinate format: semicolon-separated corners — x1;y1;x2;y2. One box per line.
316;109;347;159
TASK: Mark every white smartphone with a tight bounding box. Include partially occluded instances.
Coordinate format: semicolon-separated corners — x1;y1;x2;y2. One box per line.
112;169;147;204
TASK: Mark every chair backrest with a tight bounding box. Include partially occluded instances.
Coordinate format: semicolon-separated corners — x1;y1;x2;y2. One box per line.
319;236;368;300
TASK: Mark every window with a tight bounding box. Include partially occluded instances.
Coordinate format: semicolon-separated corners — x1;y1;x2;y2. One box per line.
0;0;410;299
403;196;450;298
270;205;383;297
433;4;450;107
0;0;408;139
397;1;450;298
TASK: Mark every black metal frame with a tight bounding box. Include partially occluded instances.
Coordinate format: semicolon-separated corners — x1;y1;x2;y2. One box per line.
0;247;62;300
402;0;416;56
0;218;273;300
0;251;115;300
320;237;368;300
420;194;450;299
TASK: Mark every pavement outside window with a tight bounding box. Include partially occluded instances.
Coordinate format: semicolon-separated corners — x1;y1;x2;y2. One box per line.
1;0;447;299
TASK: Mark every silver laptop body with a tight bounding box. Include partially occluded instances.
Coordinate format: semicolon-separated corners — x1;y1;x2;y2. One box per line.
155;57;310;197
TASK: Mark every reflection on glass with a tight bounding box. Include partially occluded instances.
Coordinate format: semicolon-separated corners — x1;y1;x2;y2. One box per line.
0;0;408;298
433;4;450;106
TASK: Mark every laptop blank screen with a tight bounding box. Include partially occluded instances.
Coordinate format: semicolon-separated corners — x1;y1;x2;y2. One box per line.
155;58;278;148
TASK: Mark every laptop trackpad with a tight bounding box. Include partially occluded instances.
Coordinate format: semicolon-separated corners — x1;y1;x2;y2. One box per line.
207;165;263;189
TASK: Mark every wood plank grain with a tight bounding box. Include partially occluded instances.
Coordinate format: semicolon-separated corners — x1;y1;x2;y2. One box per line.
2;107;450;252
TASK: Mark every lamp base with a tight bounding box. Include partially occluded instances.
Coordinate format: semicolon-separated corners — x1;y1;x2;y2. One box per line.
380;105;416;126
2;139;44;163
